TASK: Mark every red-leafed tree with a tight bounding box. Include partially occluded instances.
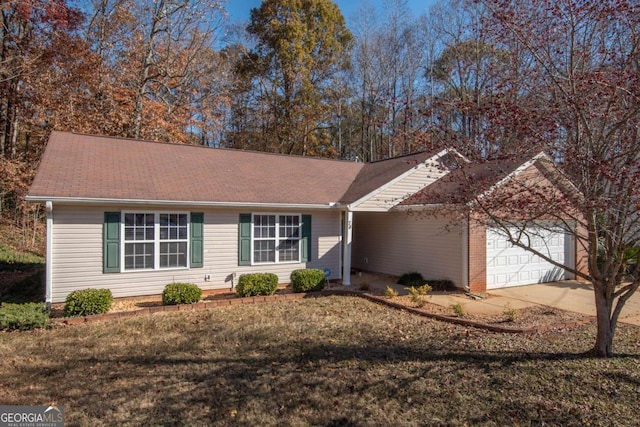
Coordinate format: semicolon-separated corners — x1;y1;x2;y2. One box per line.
439;0;640;356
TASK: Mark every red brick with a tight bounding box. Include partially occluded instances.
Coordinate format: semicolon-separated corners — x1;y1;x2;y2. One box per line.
468;216;487;293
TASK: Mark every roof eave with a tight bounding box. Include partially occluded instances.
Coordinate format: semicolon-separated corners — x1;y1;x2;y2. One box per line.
348;148;454;210
475;152;549;201
25;196;341;210
391;203;448;211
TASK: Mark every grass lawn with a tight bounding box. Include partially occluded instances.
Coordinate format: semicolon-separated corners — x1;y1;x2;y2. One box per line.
1;296;639;426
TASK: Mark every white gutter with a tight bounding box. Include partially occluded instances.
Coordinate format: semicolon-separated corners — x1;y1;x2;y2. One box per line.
45;201;53;307
25;196;340;210
390;204;446;211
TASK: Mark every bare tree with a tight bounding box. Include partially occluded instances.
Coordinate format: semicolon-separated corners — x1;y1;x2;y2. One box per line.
443;0;640;357
119;0;225;141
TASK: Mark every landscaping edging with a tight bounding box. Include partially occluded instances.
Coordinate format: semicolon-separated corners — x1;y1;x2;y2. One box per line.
346;291;596;334
56;289;596;333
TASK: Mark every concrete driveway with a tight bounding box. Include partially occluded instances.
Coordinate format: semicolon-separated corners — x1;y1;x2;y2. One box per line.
490;281;640;326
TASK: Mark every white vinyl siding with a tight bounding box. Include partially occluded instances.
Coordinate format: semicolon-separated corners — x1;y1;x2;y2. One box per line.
351;211;464;287
354;162;449;211
49;204;341;302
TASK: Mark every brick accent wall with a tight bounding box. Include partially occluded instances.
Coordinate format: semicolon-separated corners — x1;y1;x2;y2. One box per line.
468;216;487;293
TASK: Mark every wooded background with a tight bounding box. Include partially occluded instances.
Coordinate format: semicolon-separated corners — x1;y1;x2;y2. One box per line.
2;0;639;356
1;0;638;254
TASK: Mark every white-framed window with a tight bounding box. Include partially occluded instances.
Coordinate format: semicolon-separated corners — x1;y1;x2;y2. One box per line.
123;212;189;271
252;214;301;264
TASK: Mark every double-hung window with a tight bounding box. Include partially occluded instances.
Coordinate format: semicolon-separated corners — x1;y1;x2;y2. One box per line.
124;213;155;270
123;212;189;270
252;214;301;264
159;213;188;268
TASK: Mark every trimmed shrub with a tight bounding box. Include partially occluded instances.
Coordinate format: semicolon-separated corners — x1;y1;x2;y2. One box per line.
399;273;456;291
236;273;278;297
290;269;326;292
162;283;203;305
427;279;456;292
358;281;371;291
397;272;425;287
63;288;113;317
0;302;49;330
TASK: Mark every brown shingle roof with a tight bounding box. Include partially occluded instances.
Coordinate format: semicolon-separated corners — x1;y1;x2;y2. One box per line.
339;150;443;204
400;157;528;205
28;132;365;205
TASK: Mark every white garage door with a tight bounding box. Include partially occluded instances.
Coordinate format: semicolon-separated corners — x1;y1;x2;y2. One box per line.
486;225;572;289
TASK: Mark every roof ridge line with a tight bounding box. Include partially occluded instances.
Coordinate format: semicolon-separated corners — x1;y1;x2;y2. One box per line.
59;131;359;165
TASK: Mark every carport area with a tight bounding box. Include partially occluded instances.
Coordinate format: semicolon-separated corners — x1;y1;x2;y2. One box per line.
491;281;640;326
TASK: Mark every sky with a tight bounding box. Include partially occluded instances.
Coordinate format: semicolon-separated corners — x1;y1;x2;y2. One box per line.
226;0;437;26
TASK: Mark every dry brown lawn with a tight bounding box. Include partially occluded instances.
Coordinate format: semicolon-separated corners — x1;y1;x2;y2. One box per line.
1;296;639;426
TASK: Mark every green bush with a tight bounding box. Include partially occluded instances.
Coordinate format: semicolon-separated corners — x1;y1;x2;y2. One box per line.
63;288;113;317
358;281;371;291
290;269;326;292
236;273;279;297
427;280;456;292
397;272;425;287
162;283;203;305
398;273;456;292
0;302;49;330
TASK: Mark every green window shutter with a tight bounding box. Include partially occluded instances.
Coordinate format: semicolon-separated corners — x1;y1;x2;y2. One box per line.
238;213;252;266
301;215;312;262
103;212;120;273
190;212;204;268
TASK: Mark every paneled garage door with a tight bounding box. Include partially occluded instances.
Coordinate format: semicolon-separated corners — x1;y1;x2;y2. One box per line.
486;226;571;289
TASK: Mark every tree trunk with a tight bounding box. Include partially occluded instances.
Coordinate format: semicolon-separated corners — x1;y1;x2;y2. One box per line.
10;113;18;159
593;282;615;357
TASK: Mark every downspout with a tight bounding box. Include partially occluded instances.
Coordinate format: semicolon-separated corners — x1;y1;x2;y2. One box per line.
462;215;470;291
45;201;53;307
342;209;353;286
337;208;342;281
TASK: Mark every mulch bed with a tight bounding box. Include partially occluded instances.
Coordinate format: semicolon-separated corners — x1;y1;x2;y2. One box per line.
51;285;594;333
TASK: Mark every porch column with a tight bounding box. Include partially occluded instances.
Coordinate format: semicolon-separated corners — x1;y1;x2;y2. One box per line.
342;210;353;286
45;201;53;307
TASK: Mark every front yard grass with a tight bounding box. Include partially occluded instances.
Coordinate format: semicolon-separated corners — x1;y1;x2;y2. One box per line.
1;296;639;426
